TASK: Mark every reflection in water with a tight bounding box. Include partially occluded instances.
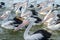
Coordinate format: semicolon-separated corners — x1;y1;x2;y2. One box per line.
0;27;24;40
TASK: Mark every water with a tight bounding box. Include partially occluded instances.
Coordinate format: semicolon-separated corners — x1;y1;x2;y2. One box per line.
0;28;24;40
0;0;60;40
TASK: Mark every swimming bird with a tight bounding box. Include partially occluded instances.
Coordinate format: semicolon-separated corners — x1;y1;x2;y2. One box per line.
43;9;60;30
47;13;60;30
1;11;15;29
24;21;52;40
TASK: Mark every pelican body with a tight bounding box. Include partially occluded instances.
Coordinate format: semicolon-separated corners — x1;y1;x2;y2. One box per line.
24;21;52;40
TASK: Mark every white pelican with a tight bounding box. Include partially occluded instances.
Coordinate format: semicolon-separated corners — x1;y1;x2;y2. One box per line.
47;13;60;30
0;1;28;30
0;10;24;29
43;8;60;30
24;20;52;40
13;9;43;31
0;11;15;29
37;0;55;16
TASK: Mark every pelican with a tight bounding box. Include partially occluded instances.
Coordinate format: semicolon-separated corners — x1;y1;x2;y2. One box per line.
47;18;60;30
47;13;60;30
43;8;60;30
0;11;15;29
0;2;27;29
0;10;24;29
37;0;55;16
0;1;29;30
24;19;52;40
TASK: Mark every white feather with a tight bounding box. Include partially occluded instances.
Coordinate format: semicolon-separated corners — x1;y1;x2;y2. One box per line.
47;18;60;30
1;21;15;29
25;33;43;40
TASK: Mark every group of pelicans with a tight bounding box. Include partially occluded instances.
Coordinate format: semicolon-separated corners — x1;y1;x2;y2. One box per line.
0;0;60;40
